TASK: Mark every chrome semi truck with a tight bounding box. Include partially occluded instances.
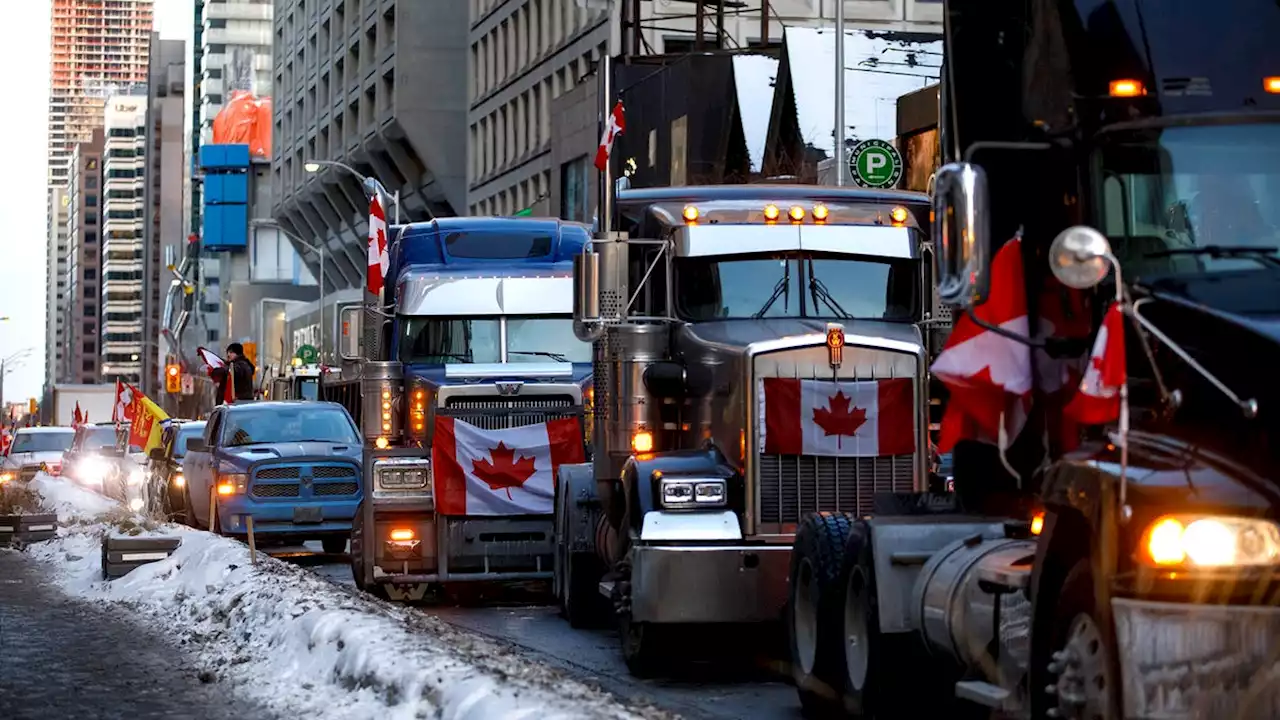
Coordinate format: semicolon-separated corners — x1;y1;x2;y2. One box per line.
553;184;938;674
351;217;593;601
787;0;1280;717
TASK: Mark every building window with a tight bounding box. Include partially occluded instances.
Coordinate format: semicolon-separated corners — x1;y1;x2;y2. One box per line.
84;268;96;279
86;195;98;207
208;329;220;342
82;359;94;372
86;176;98;189
560;156;590;222
84;231;96;244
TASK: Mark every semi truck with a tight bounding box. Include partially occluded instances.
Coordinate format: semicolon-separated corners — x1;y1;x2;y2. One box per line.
48;384;116;426
351;217;594;600
787;1;1280;718
552;183;940;674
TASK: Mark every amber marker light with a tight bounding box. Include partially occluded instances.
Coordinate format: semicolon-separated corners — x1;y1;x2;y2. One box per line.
788;205;806;222
682;205;700;222
1109;79;1145;97
632;429;654;453
812;204;830;222
890;206;909;225
375;436;390;449
1031;511;1045;536
390;528;415;541
763;204;781;222
217;482;235;496
1265;77;1280;94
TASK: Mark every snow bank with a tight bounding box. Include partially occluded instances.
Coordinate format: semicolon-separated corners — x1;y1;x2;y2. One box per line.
25;476;668;720
28;473;120;522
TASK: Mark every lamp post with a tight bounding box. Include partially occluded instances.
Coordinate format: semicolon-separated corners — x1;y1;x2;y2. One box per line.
250;220;326;362
302;159;406;224
1;348;33;417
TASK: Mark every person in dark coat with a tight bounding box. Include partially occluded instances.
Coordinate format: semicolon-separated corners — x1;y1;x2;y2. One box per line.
211;343;257;404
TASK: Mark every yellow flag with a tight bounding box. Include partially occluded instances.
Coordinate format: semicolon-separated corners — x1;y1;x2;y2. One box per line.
128;393;171;454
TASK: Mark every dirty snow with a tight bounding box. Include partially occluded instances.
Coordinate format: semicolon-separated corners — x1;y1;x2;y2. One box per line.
23;475;670;720
783;26;942;158
733;54;780;173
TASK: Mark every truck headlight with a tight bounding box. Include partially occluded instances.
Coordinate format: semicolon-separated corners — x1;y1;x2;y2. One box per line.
660;478;727;509
172;472;185;488
127;469;146;486
81;458;109;483
1143;515;1280;568
217;473;248;496
378;467;429;490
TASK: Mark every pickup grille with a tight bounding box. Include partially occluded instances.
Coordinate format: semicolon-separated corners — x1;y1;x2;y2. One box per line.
443;395;578;431
758;454;915;523
250;461;361;500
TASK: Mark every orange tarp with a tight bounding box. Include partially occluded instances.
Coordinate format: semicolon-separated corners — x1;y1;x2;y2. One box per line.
211;90;273;158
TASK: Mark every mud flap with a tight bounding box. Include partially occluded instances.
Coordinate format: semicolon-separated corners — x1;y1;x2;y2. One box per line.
383;583;429;602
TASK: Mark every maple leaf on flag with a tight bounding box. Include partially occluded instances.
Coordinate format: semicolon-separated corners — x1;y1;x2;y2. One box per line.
812;390;868;449
471;442;538;500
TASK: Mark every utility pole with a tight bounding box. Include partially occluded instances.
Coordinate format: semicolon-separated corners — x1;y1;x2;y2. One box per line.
834;0;846;186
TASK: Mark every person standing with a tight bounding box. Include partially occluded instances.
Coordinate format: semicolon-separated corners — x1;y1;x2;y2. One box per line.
209;343;257;404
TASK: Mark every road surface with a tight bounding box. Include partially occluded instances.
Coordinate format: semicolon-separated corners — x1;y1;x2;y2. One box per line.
282;543;802;720
0;548;276;720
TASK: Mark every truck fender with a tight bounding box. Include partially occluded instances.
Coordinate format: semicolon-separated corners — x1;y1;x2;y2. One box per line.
865;516;1007;634
556;463;600;558
619;448;738;537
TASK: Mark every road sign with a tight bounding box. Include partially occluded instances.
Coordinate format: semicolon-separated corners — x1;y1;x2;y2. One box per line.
848;139;903;189
181;375;195;396
296;344;320;364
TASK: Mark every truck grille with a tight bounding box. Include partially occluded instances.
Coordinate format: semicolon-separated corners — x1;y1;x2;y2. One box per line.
19;466;41;482
250;461;361;500
758;454;915;523
443;395;578;431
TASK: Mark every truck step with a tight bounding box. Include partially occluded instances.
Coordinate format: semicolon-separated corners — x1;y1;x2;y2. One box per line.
598;580;615;598
955;680;1010;708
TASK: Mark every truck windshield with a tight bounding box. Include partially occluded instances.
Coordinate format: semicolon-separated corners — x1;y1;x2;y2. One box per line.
1094;122;1280;277
674;253;918;321
398;315;591;364
221;406;359;447
11;432;74;453
79;426;132;451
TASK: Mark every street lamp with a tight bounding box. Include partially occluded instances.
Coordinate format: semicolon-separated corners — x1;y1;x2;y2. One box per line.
303;159;407;224
0;347;33;413
250;220;326;362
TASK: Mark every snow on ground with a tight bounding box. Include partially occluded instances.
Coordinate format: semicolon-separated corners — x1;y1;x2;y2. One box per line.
24;475;673;720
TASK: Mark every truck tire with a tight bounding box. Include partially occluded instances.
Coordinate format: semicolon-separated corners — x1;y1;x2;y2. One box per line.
1042;560;1119;719
182;486;198;529
321;537;348;555
349;502;369;592
564;552;604;629
787;511;855;716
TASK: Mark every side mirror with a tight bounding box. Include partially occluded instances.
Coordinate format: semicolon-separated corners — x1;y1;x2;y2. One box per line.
186;438;208;453
573;251;606;342
1049;226;1114;290
148;447;167;462
932;162;991;308
339;305;362;361
615;176;632;194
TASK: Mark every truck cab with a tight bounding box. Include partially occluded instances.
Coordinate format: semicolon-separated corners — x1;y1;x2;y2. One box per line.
352;216;594;599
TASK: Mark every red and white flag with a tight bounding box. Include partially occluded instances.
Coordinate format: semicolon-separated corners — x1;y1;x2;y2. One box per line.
432;416;584;516
930;236;1033;453
761;378;915;456
594;101;626;172
1065;303;1126;425
72;402;84;428
113;380;137;425
197;346;225;370
367;195;390;296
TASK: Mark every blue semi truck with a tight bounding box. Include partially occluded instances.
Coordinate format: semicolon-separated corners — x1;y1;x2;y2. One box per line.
344;217;594;600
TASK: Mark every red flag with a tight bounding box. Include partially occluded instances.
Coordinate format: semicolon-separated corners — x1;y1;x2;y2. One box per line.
113;381;138;425
1065;303;1126;425
930;237;1033;453
73;402;84;427
594;101;626;172
367;195;389;296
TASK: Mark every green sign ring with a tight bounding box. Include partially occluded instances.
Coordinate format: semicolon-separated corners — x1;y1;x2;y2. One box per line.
848;139;903;189
296;344;319;364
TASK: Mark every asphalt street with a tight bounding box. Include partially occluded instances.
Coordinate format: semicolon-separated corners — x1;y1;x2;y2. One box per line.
0;548;276;720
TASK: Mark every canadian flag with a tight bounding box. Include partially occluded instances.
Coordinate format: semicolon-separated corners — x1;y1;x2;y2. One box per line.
594;101;625;172
113;380;138;425
930;236;1033;453
198;347;235;404
432;416;585;516
761;378;915;457
72;402;84;428
1065;303;1126;425
367;195;390;296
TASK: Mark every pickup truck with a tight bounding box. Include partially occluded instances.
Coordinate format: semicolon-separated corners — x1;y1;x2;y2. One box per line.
181;401;363;552
1;427;75;482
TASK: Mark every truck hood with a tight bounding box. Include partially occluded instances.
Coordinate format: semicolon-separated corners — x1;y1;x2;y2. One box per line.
681;318;922;352
2;451;65;469
405;362;593;388
218;442;363;466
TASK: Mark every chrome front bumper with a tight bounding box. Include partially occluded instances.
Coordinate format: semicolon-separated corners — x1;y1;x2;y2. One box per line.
1113;598;1280;719
629;544;792;624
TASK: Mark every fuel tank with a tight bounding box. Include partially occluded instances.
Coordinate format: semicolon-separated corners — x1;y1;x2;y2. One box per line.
911;536;1037;670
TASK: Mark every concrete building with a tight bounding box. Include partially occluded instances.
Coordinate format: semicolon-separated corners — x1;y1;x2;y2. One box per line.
46;188;71;386
63;128;106;385
270;0;469;295
144;36;187;397
197;0;273;145
468;0;943;216
100;96;149;385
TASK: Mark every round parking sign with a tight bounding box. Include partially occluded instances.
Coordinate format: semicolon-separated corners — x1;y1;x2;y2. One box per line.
848;139;903;189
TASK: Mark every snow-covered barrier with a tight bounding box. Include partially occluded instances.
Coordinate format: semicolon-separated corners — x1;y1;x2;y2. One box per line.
24;475;669;720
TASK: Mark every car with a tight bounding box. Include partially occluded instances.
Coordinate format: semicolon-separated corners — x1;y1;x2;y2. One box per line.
1;426;76;483
62;422;146;507
147;420;206;521
182;401;363;552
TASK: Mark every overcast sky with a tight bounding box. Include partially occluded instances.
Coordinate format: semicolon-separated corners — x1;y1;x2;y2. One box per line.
0;0;192;402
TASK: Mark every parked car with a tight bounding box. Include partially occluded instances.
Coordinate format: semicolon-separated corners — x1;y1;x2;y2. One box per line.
182;401;363;552
1;426;76;483
147;420;206;520
63;422;146;508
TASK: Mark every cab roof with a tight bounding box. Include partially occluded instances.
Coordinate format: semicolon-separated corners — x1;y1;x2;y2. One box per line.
392;217;590;267
618;184;930;208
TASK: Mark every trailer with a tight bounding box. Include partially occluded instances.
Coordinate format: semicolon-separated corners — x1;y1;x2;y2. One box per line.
49;384;116;426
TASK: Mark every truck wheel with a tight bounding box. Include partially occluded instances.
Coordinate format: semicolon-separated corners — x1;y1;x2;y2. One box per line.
563;552;604;629
1044;560;1118;719
349;502;368;592
620;612;665;678
182;487;198;529
787;511;854;715
321;537;348;555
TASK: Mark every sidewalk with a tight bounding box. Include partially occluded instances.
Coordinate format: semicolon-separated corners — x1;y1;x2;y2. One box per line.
0;548;275;720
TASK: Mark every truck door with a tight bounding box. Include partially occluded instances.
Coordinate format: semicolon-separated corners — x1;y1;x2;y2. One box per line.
186;409;222;525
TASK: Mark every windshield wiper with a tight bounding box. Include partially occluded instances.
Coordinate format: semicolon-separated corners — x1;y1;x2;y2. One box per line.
753;262;791;318
1145;245;1280;266
807;260;853;318
509;350;569;362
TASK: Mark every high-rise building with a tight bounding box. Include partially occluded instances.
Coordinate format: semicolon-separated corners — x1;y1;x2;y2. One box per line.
64;128;106;385
144;36;187;398
100;96;149;385
47;0;154;390
270;0;467;294
46;188;71;387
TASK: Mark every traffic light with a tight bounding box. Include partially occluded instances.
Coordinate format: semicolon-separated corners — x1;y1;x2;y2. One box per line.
27;398;37;416
166;364;182;393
